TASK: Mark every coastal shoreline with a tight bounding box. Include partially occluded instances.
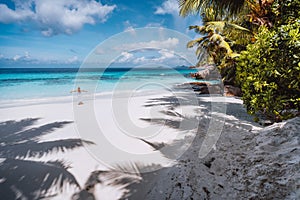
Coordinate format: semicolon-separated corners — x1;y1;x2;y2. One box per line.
0;89;299;199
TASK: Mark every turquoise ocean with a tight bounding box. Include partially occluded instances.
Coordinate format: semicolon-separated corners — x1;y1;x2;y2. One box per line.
0;67;198;102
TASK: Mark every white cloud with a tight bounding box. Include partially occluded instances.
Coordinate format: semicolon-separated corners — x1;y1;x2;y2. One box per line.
124;26;136;35
132;56;146;64
118;52;134;63
0;0;116;36
145;22;164;28
0;52;82;66
124;26;134;32
117;49;177;65
158;49;175;60
0;4;33;23
12;51;30;61
24;51;30;58
155;0;179;15
94;48;105;55
116;37;179;51
154;0;198;33
123;20;136;36
13;54;21;61
96;43;172;57
66;55;79;64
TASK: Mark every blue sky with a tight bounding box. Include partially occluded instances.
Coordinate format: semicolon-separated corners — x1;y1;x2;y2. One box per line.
0;0;201;67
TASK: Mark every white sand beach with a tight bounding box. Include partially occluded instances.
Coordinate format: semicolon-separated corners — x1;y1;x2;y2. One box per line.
0;90;299;199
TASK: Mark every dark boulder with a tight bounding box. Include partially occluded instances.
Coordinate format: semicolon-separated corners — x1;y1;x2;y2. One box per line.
224;85;242;97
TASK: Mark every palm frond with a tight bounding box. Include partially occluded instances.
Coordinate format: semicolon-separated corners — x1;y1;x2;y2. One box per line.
205;21;251;34
189;25;206;34
196;46;204;57
179;0;246;18
228;52;240;58
187;37;208;48
209;33;222;42
206;21;226;33
225;22;252;33
219;39;233;54
179;0;202;17
187;19;250;64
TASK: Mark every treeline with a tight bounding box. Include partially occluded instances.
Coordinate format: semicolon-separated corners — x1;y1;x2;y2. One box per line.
180;0;300;122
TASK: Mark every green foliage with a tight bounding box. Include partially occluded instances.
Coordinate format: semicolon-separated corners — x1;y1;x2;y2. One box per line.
272;0;300;25
179;0;246;18
187;21;252;85
236;24;300;121
180;0;300;122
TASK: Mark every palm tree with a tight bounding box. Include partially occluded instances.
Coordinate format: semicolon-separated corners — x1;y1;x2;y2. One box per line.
0;118;94;199
179;0;247;18
179;0;274;85
187;22;251;62
186;20;252;85
179;0;274;27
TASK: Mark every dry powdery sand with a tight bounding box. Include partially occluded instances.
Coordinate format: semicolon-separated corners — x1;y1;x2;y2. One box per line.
0;90;299;200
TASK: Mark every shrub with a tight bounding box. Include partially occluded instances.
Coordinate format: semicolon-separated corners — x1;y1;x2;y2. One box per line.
236;24;300;122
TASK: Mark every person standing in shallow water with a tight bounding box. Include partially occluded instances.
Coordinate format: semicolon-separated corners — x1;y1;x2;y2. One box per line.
70;87;88;105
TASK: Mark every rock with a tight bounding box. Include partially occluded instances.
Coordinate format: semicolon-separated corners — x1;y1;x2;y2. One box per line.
193;70;209;80
241;117;300;199
140;102;299;200
197;85;222;94
188;82;211;86
199;86;209;94
192;87;202;92
185;82;223;94
174;82;210;90
224;85;242;97
190;71;204;79
190;65;221;80
259;119;274;126
203;157;216;168
208;85;222;94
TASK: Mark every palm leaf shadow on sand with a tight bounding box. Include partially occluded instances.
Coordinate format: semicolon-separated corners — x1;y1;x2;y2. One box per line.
0;118;94;199
69;94;259;200
140;115;204;160
114;95;259;199
103;95;206;199
71;162;163;200
141;95;255;156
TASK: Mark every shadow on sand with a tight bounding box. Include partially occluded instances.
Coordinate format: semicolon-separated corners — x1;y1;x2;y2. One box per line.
0;118;94;199
113;94;261;200
56;93;261;200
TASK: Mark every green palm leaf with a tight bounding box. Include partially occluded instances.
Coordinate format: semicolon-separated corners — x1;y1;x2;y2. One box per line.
187;36;209;48
189;25;207;34
179;0;246;17
225;22;252;33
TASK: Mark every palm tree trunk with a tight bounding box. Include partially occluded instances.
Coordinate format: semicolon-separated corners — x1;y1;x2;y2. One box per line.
258;0;263;9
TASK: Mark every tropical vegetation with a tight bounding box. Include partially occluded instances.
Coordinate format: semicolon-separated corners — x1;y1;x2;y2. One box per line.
180;0;300;122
